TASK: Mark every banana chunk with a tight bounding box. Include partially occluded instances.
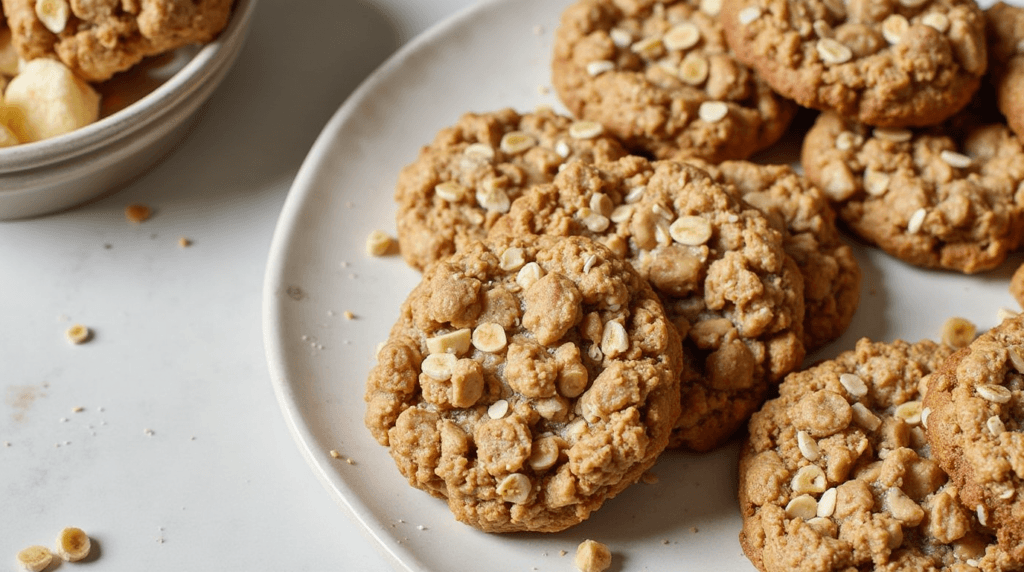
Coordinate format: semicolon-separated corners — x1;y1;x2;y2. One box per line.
56;527;91;561
16;546;52;572
2;59;100;143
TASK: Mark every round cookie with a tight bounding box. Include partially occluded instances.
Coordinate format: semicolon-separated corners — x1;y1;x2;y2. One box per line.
2;0;234;82
551;0;796;163
490;156;806;452
394;107;629;271
740;338;1018;572
924;315;1024;565
692;160;861;352
364;234;683;533
986;2;1024;142
801;110;1024;274
720;0;987;128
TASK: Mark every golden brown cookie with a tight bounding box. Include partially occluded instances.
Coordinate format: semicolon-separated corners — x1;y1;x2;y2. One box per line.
2;0;234;82
740;338;1018;572
1011;263;1024;310
364;234;683;533
491;156;806;452
801;110;1024;274
721;0;987;128
691;160;861;352
551;0;796;163
925;315;1024;565
393;108;628;272
987;2;1024;142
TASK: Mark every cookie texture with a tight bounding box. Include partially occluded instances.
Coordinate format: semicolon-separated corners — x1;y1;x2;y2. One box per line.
740;338;1018;572
551;0;796;163
364;234;683;533
986;2;1024;141
721;0;987;127
394;108;628;271
925;315;1024;565
801;110;1024;274
1012;263;1024;310
491;156;806;452
2;0;234;82
692;160;861;352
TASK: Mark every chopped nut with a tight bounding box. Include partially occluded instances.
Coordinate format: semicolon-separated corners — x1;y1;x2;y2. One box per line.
817;488;838;517
426;329;472;355
987;415;1006;436
663;22;701;51
472;323;507;353
434;181;467;202
907;208;927;234
894;401;923;425
816;38;853;65
574;539;612;572
499;247;526;271
839;373;868;398
496;473;531;504
797;431;820;461
977;384;1012;404
589;193;613;218
939;150;972;169
570;121;605;140
421;353;457;380
881;14;909;44
463;142;495;161
873;127;913;143
516;262;544;290
16;546;52;572
609;28;633;48
941;317;976;348
487;399;509;419
678;52;710;85
499;131;536;154
921;12;950;33
698;101;729;123
586;60;615;77
35;0;69;34
669;215;713;245
738;6;762;25
791;465;827;494
851;402;882;431
65;324;92;345
785;494;818;520
600;321;629;357
864;169;890;196
365;230;394;256
528;436;561;471
125;203;151;223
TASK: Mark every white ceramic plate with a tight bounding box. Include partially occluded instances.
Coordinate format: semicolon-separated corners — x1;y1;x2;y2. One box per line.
263;0;1022;570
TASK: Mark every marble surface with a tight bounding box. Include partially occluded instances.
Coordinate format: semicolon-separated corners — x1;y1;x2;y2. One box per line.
0;1;473;569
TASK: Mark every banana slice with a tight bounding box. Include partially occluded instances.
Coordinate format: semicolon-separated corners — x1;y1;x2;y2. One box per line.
56;527;91;561
16;546;52;572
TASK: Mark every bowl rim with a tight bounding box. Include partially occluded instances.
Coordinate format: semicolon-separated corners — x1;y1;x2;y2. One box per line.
0;0;257;173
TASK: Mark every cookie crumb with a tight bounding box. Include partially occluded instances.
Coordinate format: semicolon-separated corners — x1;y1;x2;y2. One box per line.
71;406;84;413
559;550;567;557
329;449;341;459
65;324;92;345
941;317;977;348
365;230;394;256
343;310;355;320
691;526;699;533
640;471;659;484
574;539;611;572
178;237;192;247
125;204;151;223
144;428;155;436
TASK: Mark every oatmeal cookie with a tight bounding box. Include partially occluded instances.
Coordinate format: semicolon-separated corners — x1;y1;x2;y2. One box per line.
1011;263;1024;310
987;2;1024;141
394;108;628;272
740;338;1017;572
2;0;234;82
551;0;796;163
491;156;806;452
801;110;1024;274
364;234;683;533
721;0;987;128
925;315;1024;565
692;160;861;352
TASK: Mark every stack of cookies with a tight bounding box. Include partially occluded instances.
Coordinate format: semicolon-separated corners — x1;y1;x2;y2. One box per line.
363;1;1024;568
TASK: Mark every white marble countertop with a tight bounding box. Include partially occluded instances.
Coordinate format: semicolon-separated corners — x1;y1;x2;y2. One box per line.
0;1;475;569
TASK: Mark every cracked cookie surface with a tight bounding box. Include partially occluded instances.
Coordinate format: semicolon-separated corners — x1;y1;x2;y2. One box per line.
552;0;796;163
490;156;806;452
394;108;628;272
801;110;1024;274
740;338;1017;572
721;0;987;127
365;234;682;533
925;315;1024;566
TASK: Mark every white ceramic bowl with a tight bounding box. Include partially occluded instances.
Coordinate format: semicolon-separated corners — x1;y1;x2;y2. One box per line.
0;0;257;220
